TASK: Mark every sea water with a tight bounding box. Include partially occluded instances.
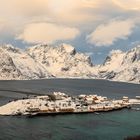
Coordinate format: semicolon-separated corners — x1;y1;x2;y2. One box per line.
0;79;140;140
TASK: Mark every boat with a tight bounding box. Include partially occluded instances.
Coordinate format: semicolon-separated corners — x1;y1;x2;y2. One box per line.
136;96;140;99
95;112;100;115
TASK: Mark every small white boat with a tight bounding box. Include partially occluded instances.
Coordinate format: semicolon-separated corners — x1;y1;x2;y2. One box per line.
132;108;140;111
95;112;100;115
136;96;140;99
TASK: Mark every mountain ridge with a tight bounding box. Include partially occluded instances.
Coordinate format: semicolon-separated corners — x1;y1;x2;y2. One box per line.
0;43;140;84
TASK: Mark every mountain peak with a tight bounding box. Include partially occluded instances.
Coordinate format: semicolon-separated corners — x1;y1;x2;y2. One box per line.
0;44;21;53
60;43;76;55
109;49;124;56
123;45;140;63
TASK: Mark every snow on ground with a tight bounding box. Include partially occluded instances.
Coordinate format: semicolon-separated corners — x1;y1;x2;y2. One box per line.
0;98;47;115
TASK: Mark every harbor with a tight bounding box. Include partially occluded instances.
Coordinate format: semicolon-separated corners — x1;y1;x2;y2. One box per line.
0;92;139;116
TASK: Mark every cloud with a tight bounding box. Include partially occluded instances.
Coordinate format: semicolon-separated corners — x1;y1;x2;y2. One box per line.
17;22;80;44
0;19;17;37
0;0;139;46
0;0;112;27
47;0;102;24
113;0;140;10
0;0;100;21
87;19;136;47
0;0;107;40
0;20;6;32
85;52;94;56
0;0;49;17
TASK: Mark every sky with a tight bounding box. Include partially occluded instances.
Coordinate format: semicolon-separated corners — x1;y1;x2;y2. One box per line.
0;0;140;64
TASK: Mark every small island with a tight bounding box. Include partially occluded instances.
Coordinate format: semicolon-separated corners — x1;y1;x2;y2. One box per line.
0;92;140;116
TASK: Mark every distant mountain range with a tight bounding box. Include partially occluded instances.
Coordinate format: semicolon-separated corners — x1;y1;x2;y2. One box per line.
0;44;140;84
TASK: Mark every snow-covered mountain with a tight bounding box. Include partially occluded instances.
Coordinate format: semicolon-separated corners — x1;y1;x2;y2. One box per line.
26;43;97;78
0;43;140;84
0;44;52;80
0;47;22;80
97;46;140;83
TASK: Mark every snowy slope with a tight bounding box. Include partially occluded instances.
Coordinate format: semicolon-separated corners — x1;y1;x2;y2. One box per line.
112;46;140;83
97;46;140;83
0;47;23;80
97;50;125;79
0;44;52;80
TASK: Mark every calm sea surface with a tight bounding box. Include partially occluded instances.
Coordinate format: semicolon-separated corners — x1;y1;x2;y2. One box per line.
0;79;140;140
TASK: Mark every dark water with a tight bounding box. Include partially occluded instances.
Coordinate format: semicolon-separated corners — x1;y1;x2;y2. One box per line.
0;79;140;140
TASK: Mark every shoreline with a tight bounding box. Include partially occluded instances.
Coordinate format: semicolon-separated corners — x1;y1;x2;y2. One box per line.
27;105;130;117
